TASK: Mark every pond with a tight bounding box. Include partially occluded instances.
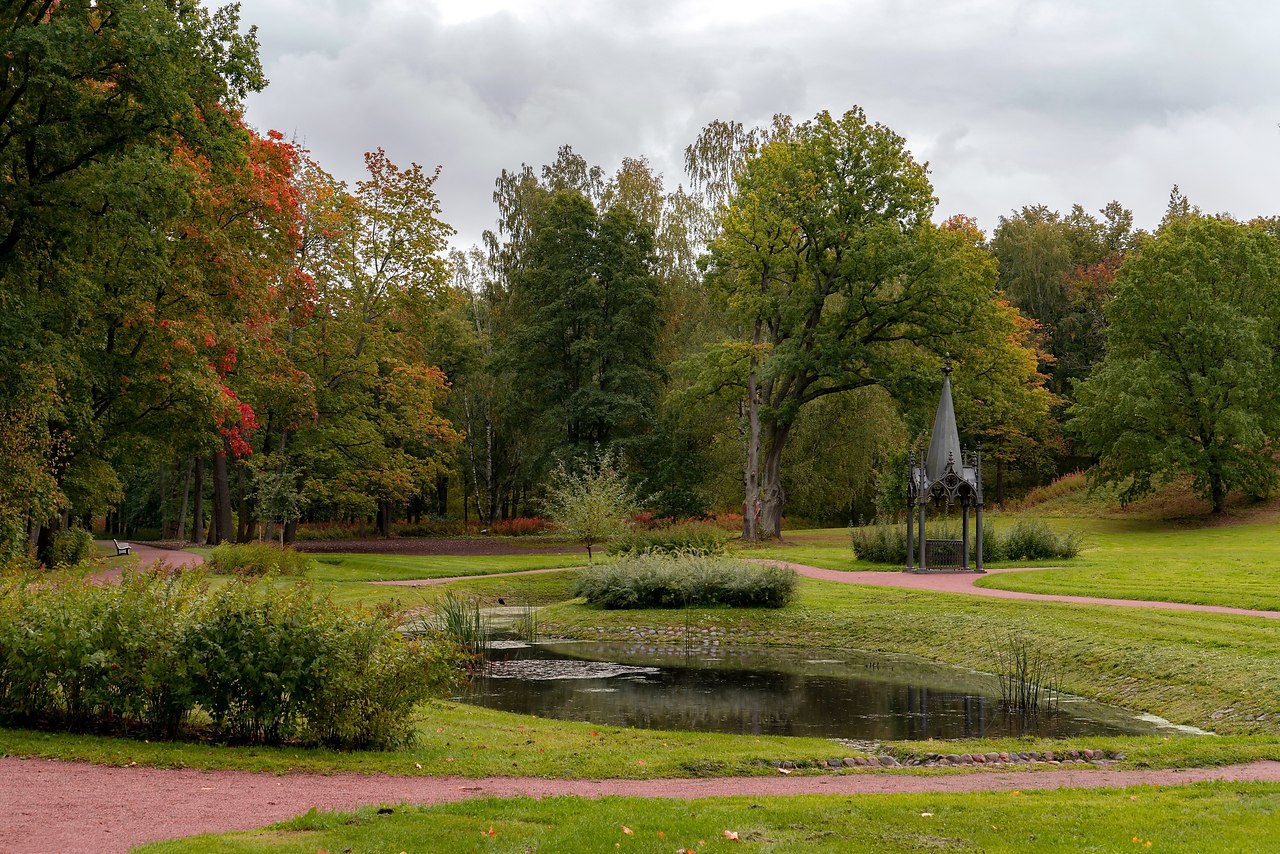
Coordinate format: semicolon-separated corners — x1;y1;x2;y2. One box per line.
462;640;1180;741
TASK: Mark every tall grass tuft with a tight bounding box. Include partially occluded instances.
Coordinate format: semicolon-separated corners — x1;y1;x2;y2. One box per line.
994;631;1059;717
435;592;490;668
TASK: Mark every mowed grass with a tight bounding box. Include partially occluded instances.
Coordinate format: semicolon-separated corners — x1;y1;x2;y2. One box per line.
306;551;585;582
138;783;1280;853
977;517;1280;611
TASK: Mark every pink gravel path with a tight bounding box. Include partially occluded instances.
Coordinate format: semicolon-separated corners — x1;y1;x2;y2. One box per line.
769;562;1280;619
4;756;1280;854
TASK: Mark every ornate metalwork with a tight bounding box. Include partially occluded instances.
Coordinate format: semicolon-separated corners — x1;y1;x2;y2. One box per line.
905;360;984;574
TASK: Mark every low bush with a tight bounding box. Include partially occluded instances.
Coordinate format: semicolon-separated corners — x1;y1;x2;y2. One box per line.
574;552;796;609
44;527;95;568
607;522;731;557
850;517;1080;564
394;519;476;538
1001;518;1082;561
489;516;553;536
0;568;467;748
849;521;908;564
205;542;312;576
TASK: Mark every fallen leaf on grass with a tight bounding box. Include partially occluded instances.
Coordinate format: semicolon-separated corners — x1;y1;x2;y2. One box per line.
622;826;633;836
920;812;933;817
722;829;740;840
777;767;792;775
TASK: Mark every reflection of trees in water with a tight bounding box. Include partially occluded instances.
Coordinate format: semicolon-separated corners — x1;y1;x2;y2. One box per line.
469;645;1146;741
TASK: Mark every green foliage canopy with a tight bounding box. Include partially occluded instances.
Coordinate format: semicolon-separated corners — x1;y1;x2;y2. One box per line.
1069;215;1280;513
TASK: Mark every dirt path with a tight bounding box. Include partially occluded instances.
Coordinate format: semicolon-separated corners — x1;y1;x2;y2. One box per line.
770;562;1280;619
4;756;1280;854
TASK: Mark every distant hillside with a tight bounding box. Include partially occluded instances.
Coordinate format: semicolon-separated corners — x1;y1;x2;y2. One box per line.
1007;470;1280;523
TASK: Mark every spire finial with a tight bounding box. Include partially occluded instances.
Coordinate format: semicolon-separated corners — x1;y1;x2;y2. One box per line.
942;353;952;375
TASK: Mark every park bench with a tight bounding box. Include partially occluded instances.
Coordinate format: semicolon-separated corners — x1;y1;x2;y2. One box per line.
113;538;132;556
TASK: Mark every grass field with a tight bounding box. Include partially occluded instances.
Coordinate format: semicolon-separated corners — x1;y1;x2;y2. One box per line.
137;782;1280;853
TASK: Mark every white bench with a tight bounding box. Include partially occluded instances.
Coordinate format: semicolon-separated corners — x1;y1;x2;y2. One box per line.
113;538;132;556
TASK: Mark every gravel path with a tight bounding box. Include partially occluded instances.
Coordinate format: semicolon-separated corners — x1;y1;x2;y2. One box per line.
5;756;1280;854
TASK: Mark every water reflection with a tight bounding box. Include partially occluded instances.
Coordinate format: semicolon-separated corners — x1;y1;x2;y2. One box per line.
463;642;1164;741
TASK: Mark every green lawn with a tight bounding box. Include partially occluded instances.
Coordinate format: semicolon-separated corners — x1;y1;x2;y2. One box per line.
306;551;586;583
976;517;1280;611
738;518;1280;613
138;782;1280;853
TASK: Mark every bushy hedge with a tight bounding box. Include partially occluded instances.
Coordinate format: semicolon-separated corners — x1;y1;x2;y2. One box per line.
574;552;796;609
206;542;312;576
850;517;1081;564
44;527;95;568
607;522;731;557
0;568;465;748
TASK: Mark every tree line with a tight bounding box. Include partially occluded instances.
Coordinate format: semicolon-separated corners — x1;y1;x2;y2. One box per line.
5;2;1278;562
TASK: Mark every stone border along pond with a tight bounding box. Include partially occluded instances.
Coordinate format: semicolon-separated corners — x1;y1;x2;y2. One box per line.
774;747;1127;772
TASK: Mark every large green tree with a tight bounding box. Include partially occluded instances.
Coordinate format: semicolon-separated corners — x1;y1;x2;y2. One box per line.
499;188;663;468
700;107;1013;538
1069;214;1280;514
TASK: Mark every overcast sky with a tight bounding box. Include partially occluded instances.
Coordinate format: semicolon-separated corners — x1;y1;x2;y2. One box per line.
233;0;1280;249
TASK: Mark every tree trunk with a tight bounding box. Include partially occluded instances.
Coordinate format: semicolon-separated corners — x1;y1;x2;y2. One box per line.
741;320;762;542
1210;470;1226;514
761;419;791;539
211;445;233;545
192;458;205;545
176;460;193;544
436;474;448;517
158;461;168;538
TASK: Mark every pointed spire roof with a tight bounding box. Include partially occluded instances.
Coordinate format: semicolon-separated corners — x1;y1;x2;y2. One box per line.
925;358;963;483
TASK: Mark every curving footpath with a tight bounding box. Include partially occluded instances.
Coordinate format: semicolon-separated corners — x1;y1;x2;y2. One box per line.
4;756;1280;854
769;562;1280;620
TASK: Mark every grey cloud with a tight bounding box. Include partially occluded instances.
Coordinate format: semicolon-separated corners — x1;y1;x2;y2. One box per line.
233;0;1280;248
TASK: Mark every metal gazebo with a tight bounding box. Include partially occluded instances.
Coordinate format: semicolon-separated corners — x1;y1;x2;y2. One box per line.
905;361;985;573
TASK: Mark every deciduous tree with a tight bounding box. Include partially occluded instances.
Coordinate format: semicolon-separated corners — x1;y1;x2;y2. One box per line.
1069;215;1280;514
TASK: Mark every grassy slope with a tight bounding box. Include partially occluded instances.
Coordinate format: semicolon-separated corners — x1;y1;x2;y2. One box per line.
138;783;1280;853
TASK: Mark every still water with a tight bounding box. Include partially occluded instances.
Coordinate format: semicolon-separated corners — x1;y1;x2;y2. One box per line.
463;641;1168;741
